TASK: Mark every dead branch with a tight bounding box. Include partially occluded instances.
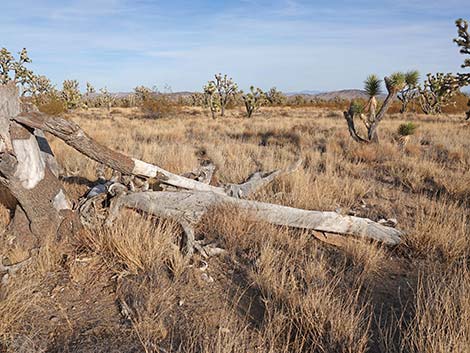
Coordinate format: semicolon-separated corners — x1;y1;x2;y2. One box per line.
224;158;302;198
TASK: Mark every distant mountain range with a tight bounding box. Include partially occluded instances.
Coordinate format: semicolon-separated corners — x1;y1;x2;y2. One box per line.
286;89;388;100
103;88;468;100
285;90;322;96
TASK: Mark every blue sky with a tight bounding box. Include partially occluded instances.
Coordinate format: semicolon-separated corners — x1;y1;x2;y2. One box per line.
1;0;468;92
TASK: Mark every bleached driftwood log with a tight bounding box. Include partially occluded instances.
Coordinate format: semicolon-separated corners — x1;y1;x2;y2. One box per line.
106;191;402;247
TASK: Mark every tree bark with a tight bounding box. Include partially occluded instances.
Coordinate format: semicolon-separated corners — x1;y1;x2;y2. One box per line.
0;83;71;265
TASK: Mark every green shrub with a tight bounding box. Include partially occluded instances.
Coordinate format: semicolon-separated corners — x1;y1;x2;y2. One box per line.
397;122;418;136
350;100;365;115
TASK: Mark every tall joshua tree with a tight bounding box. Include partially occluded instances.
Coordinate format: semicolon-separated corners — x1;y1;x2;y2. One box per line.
418;73;460;115
344;72;406;143
203;81;219;119
454;18;470;119
397;70;420;113
204;74;238;117
241;86;266;118
61;79;82;110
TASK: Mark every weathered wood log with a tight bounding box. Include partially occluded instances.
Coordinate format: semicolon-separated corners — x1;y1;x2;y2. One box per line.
0;83;71;266
107;190;402;246
7;92;402;254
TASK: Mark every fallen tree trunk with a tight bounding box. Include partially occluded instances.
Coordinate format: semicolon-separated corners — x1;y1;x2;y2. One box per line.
0;83;404;282
107;190;402;246
14;111;228;194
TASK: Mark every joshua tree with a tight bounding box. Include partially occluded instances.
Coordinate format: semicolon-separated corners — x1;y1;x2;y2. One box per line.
189;92;205;107
81;82;96;108
205;74;238;117
418;73;460;115
203;81;220;119
265;87;287;106
30;75;57;105
362;74;382;122
397;70;420;113
454;18;470;119
61;79;82;110
241;86;266;118
0;48;41;97
86;82;95;95
98;87;114;110
344;72;406;143
134;85;153;104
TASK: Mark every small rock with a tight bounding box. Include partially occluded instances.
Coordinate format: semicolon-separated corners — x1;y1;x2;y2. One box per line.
49;316;59;323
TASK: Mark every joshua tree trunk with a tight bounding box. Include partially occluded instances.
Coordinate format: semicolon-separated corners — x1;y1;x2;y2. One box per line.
466;99;470;120
344;76;400;144
0;83;72;265
245;102;254;118
220;104;225;117
367;83;398;143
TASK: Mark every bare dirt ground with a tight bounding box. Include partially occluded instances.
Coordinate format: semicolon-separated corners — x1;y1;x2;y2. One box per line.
1;106;469;353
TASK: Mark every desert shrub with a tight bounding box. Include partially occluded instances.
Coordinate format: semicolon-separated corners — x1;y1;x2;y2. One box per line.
37;96;67;115
326;111;342;118
265;87;287;106
350;99;365;115
397;122;418;136
141;95;176;119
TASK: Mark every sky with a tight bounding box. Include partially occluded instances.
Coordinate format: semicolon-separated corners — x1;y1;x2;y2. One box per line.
1;0;468;92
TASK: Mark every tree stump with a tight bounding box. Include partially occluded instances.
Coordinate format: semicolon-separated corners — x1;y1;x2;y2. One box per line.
0;83;71;265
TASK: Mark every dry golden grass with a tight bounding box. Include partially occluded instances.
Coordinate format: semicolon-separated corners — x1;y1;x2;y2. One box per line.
0;106;469;352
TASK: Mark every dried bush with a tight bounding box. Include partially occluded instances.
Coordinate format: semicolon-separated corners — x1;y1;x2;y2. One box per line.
141;95;176;119
37;96;67;116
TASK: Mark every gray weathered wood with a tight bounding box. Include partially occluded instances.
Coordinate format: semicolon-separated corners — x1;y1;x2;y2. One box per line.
108;190;402;246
